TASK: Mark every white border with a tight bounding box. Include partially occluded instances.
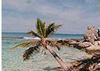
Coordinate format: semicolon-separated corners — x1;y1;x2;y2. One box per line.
0;0;2;70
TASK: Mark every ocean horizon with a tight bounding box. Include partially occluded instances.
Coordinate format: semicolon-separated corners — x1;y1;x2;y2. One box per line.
2;32;83;40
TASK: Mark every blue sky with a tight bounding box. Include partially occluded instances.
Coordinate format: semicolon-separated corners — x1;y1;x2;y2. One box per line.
2;0;100;34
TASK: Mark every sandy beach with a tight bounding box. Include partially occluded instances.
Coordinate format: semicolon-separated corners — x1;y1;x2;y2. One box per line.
2;35;89;71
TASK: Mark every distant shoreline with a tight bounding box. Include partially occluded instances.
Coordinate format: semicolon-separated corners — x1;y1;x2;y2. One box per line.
2;32;83;40
2;32;84;35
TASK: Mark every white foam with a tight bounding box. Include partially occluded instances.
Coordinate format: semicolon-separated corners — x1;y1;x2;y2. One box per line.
23;37;40;40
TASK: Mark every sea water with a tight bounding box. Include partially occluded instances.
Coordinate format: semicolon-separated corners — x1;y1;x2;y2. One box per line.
2;32;88;71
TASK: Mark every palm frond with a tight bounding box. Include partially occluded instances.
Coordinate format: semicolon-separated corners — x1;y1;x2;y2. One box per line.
55;44;60;50
23;45;40;60
46;23;61;37
46;23;55;37
53;25;62;31
11;40;38;49
36;19;61;37
48;40;60;50
36;18;46;37
27;30;41;38
41;22;46;37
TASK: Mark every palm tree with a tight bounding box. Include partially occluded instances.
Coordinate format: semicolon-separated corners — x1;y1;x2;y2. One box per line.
13;18;70;71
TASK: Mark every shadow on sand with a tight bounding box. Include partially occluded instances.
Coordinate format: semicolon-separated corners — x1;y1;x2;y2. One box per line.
43;67;61;71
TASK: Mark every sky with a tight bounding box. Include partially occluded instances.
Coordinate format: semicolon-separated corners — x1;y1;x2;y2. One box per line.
2;0;100;34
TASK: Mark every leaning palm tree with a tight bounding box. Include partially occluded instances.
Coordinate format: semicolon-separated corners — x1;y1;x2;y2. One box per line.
12;18;70;71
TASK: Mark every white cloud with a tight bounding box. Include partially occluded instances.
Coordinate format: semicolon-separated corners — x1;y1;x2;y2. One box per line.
2;16;36;32
2;0;100;33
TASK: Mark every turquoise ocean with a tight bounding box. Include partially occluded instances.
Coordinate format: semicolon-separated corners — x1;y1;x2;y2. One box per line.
2;32;88;71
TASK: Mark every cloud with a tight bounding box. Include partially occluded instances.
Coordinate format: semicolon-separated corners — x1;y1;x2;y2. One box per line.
2;15;36;32
2;0;100;33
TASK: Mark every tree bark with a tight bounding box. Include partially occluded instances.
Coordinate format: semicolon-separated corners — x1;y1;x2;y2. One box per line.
41;38;70;71
46;46;70;71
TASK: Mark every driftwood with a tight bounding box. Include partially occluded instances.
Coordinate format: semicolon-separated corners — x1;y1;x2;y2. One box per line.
84;26;99;44
60;26;100;71
70;54;100;71
46;26;100;71
97;29;100;40
61;26;100;54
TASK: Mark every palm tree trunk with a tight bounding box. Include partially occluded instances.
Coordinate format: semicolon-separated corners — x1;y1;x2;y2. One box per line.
46;46;70;71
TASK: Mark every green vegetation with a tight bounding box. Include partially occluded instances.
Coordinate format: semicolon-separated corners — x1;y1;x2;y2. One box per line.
13;18;70;71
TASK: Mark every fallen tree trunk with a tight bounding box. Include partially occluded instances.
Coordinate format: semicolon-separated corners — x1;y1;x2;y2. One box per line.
70;54;100;71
